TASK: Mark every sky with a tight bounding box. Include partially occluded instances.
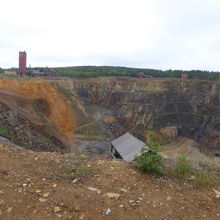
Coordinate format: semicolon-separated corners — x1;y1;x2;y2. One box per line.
1;0;220;70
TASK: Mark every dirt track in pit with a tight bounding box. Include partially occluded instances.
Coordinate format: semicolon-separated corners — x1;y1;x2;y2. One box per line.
0;78;75;137
0;143;220;220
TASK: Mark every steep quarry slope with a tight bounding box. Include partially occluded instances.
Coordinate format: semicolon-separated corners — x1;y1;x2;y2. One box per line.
0;88;66;151
0;78;79;152
52;78;220;155
0;79;75;136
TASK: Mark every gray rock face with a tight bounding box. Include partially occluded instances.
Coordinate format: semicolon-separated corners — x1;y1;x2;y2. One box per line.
54;78;220;155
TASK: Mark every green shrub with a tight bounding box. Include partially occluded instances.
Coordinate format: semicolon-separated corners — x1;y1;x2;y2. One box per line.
77;165;93;176
59;167;76;180
135;146;165;177
146;132;160;151
174;153;192;180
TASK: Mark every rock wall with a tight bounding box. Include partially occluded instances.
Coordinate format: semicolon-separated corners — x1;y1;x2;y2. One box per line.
52;78;220;154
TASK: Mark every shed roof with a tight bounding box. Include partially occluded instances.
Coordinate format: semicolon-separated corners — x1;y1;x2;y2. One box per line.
111;132;148;161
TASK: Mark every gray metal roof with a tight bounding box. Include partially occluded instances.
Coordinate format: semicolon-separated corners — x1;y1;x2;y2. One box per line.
111;132;148;161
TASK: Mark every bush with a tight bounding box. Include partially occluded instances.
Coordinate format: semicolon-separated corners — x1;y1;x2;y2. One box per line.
146;132;160;151
135;146;165;177
174;153;192;180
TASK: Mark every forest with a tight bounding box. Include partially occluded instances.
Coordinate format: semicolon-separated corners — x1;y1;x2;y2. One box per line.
52;66;220;80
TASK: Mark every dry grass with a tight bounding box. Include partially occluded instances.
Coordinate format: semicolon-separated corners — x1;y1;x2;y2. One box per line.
193;172;216;187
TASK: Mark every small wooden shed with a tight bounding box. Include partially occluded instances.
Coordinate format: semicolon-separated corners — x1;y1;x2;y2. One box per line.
111;132;149;161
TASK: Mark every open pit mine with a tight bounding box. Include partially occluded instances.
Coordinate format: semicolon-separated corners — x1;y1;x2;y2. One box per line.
0;77;220;157
1;77;220;220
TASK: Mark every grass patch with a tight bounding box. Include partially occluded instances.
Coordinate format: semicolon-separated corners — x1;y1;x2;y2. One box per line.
0;74;21;78
164;154;219;187
79;135;107;141
41;137;53;144
77;165;93;176
59;164;93;180
0;125;8;135
0;113;3;120
57;86;73;99
59;167;76;180
59;154;93;181
193;172;216;187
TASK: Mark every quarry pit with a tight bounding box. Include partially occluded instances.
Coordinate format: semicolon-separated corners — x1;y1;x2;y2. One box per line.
0;77;220;157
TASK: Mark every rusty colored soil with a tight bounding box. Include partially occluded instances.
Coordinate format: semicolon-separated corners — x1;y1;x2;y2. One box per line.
0;79;75;138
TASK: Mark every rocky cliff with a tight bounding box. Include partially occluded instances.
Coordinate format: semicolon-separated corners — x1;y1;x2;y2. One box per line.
52;78;220;155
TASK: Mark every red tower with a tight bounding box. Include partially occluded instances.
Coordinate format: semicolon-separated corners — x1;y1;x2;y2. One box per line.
19;51;27;75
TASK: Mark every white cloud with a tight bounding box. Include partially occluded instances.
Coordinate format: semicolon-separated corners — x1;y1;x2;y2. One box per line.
1;0;220;70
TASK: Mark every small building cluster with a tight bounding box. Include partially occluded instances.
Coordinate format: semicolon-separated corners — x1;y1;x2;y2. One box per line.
137;72;153;79
30;68;56;77
181;73;188;79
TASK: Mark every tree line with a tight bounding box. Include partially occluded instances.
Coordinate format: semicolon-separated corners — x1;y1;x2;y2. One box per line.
52;66;220;80
1;66;220;80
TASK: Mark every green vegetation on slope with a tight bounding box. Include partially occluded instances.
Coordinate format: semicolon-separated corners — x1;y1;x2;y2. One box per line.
0;125;8;135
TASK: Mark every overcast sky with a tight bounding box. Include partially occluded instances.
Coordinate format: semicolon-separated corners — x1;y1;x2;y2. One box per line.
1;0;220;70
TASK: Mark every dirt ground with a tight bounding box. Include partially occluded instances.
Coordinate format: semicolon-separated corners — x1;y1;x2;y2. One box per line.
0;143;220;220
